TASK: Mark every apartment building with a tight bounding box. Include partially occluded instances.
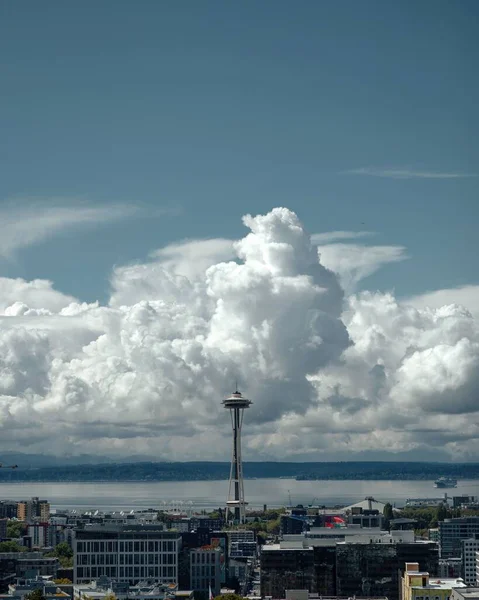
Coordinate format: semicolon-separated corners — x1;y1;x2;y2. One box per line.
17;498;50;524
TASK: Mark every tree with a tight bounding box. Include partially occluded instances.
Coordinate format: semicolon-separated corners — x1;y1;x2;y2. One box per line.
383;503;394;521
266;517;281;535
436;503;449;523
44;543;74;568
0;541;27;552
6;520;26;538
25;590;46;600
54;542;73;559
214;594;244;600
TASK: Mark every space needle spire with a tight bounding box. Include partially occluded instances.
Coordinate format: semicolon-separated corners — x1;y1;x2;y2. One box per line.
223;387;252;524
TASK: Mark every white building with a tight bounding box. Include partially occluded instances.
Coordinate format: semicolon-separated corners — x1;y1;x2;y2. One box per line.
74;525;180;585
463;538;479;585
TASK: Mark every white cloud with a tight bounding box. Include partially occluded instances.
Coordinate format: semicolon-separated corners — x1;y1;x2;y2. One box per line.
345;167;477;179
318;243;408;291
0;278;76;313
407;285;479;319
152;238;236;280
0;200;138;258
0;207;477;461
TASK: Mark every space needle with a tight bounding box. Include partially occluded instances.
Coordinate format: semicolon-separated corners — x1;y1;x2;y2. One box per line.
223;388;252;524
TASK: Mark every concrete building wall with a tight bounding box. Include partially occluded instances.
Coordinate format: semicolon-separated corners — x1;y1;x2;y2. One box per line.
189;548;221;598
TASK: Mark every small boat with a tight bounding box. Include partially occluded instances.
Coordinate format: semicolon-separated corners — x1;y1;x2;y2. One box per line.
434;477;457;488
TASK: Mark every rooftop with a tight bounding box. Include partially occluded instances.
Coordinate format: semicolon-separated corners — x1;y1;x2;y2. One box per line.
411;579;467;590
261;544;312;552
343;497;386;512
452;589;479;600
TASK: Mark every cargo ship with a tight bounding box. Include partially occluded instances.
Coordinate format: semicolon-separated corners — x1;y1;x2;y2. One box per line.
434;477;457;488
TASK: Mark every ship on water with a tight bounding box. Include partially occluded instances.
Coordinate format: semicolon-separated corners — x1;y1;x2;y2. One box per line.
434;476;458;488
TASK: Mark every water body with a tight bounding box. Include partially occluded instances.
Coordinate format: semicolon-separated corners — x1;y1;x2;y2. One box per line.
1;479;479;512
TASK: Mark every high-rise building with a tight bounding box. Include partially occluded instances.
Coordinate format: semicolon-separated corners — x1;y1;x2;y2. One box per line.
336;540;439;600
190;546;222;597
16;498;50;523
463;537;479;585
313;545;336;596
223;390;251;524
260;544;315;598
0;502;18;519
440;518;479;558
74;525;180;584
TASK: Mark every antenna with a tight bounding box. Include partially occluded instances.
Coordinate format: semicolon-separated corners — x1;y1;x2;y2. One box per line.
235;378;238;393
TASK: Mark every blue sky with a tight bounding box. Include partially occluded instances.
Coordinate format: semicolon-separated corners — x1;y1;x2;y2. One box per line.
1;0;477;302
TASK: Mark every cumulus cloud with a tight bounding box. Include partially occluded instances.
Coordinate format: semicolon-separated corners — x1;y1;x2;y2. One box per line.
407;285;479;319
0;207;477;461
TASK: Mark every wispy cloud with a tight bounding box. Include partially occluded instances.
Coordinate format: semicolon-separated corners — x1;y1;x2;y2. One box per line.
318;243;408;291
345;167;477;179
311;230;374;244
0;200;138;258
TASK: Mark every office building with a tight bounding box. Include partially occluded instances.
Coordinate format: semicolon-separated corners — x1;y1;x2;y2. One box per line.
440;518;479;558
313;545;336;596
439;557;462;579
281;515;308;536
74;525;180;585
401;562;466;600
229;541;256;558
0;552;60;580
190;517;224;532
0;521;6;541
189;547;222;597
0;503;18;520
336;540;439;600
228;557;252;595
226;530;254;546
260;544;315;598
430;529;440;543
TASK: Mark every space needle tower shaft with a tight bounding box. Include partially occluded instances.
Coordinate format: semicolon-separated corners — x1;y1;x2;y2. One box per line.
223;390;252;524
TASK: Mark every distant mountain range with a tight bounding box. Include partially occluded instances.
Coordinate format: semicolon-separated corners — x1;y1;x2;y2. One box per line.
1;457;479;482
